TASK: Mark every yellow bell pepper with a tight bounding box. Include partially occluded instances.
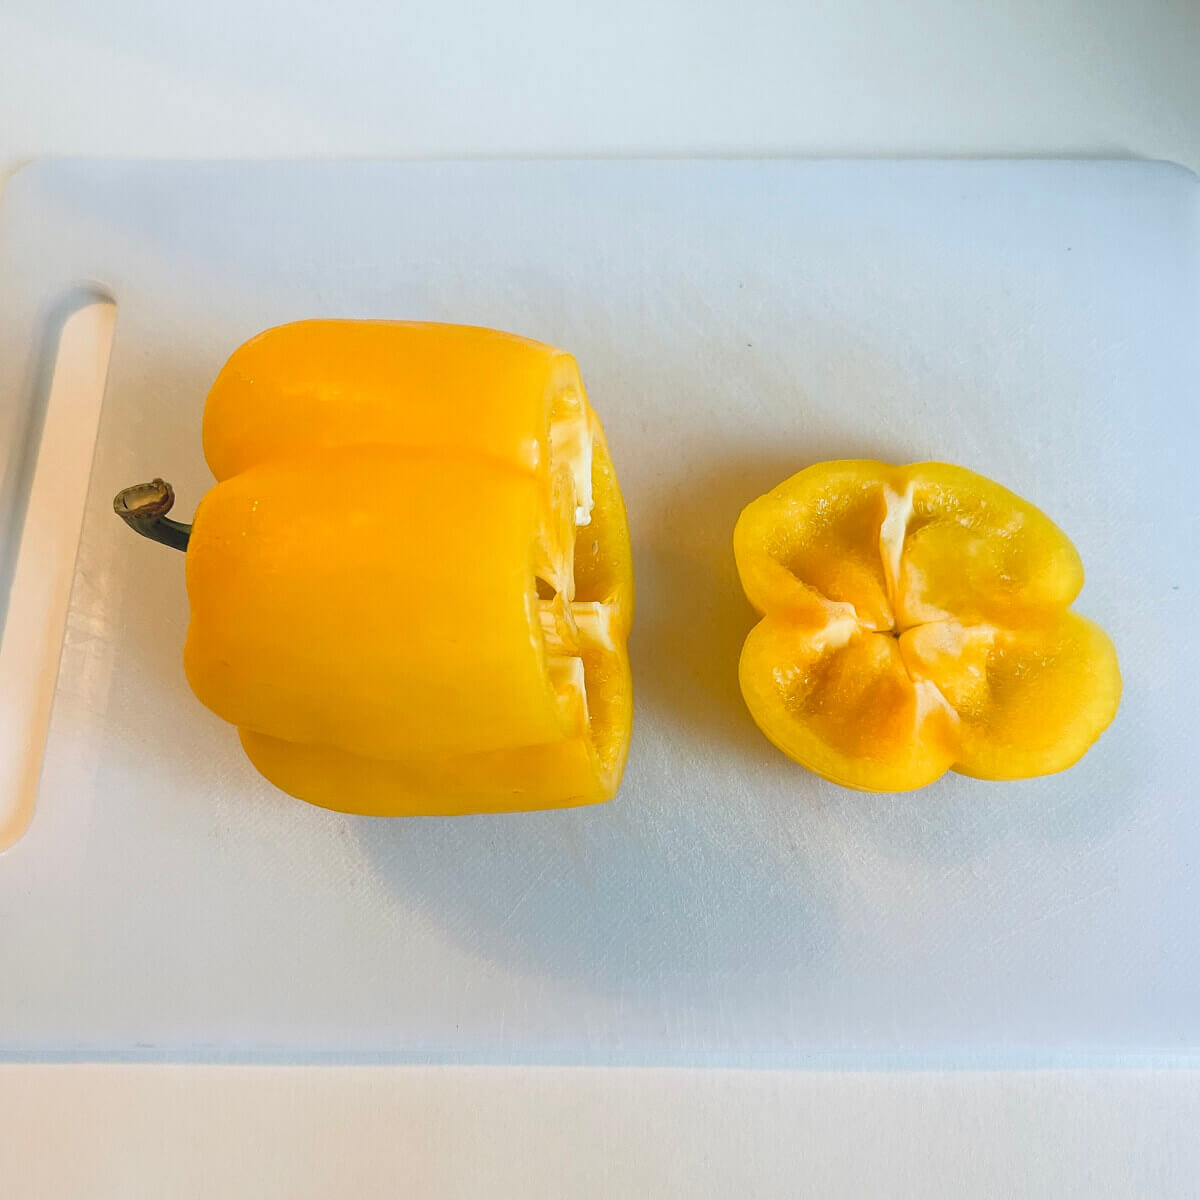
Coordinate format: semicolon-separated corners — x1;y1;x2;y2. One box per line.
115;321;634;816
734;460;1120;792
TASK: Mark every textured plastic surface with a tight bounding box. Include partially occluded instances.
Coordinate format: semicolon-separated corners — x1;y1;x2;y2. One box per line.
0;160;1196;1061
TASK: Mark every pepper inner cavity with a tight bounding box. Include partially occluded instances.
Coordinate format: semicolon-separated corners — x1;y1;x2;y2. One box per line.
537;397;614;726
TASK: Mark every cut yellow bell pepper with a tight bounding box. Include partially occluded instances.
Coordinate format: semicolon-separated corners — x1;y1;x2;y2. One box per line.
734;461;1120;792
118;321;634;815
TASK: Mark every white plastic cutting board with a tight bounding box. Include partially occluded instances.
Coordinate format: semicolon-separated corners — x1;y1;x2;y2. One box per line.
0;159;1196;1062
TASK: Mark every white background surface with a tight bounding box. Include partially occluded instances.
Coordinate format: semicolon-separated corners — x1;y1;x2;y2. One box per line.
1;1;1198;1196
2;157;1197;1061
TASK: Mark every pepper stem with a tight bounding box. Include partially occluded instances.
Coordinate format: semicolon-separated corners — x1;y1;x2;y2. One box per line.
113;479;192;552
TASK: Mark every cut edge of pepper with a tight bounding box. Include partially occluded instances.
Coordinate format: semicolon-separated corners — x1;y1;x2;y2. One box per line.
533;389;627;779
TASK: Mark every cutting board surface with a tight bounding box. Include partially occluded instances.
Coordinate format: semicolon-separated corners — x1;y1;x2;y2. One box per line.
0;159;1196;1061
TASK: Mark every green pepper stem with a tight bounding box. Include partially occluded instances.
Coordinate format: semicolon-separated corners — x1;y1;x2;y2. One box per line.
113;479;192;551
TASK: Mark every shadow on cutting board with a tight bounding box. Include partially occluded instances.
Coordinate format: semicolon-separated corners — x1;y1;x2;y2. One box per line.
346;441;916;995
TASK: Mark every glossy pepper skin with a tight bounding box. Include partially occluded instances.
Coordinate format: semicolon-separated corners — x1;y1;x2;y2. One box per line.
184;321;633;815
734;461;1120;792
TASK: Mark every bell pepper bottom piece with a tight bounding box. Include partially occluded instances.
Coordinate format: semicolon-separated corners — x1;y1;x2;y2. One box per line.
734;461;1120;792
